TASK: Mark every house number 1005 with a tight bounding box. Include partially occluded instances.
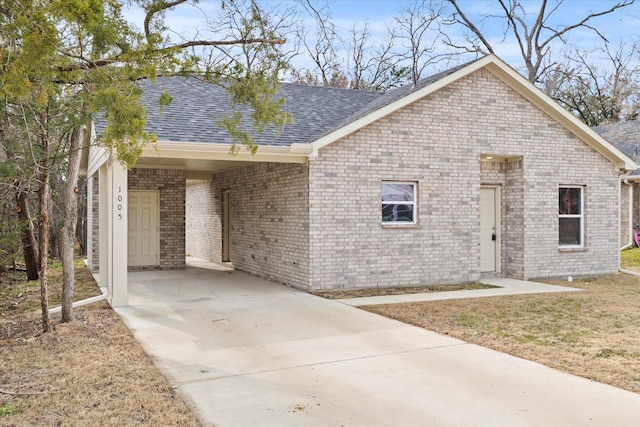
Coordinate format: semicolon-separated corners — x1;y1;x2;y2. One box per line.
117;186;124;220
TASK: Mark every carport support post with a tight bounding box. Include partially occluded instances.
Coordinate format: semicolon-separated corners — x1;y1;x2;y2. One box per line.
98;165;109;295
106;157;128;307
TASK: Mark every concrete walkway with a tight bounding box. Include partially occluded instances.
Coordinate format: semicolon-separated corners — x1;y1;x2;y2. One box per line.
336;277;581;306
116;265;640;427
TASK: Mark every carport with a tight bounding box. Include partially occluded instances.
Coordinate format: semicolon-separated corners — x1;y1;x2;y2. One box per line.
85;135;311;307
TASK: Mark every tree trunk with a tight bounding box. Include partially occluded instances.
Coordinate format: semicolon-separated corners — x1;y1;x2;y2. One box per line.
39;115;52;333
75;178;88;256
15;189;39;281
61;127;84;322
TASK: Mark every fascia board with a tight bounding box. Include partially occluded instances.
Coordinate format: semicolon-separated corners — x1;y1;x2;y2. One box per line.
621;174;640;182
483;60;638;171
87;123;110;178
141;141;312;164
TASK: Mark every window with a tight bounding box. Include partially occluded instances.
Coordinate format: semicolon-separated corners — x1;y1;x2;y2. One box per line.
559;186;583;247
382;182;416;223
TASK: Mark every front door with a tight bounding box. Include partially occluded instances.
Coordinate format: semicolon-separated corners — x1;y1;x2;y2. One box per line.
128;190;159;266
480;187;500;273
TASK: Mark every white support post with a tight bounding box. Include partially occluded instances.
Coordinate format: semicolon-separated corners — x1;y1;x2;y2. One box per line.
109;158;128;307
98;165;109;292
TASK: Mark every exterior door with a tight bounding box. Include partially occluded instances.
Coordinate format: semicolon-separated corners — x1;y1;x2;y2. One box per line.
480;187;500;273
222;191;231;262
128;191;159;266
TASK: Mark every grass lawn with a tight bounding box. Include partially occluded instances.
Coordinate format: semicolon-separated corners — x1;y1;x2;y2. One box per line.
0;262;201;426
621;247;640;272
363;272;640;393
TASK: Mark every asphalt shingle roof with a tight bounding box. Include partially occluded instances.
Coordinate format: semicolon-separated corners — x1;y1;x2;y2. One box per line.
94;58;482;147
594;121;640;174
132;77;382;146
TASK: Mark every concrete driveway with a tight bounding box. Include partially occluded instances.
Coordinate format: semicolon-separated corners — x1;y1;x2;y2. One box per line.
116;264;640;427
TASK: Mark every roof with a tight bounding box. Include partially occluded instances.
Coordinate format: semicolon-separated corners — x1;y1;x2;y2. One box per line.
594;121;640;175
114;77;382;146
92;55;637;171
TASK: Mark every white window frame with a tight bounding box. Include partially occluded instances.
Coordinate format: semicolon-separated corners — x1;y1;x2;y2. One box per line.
559;186;584;247
381;181;417;224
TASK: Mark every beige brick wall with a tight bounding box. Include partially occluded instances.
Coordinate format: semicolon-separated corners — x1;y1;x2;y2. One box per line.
87;175;99;273
185;180;221;261
308;68;620;290
187;163;310;289
128;168;185;269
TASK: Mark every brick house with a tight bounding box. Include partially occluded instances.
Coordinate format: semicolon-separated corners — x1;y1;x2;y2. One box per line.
85;55;636;307
593;121;640;249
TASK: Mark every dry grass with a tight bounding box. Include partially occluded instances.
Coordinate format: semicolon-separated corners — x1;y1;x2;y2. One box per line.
363;273;640;393
0;262;201;427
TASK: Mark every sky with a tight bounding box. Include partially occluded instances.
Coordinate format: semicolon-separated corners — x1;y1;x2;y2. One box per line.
125;0;639;79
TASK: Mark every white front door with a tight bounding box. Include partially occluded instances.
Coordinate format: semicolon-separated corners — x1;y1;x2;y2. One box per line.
128;191;159;266
480;187;500;273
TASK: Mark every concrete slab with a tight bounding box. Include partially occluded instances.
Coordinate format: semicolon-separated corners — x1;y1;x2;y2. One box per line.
116;267;640;427
336;277;581;306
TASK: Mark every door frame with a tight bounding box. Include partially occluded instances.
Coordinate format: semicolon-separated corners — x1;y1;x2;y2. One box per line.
128;190;160;267
480;185;501;274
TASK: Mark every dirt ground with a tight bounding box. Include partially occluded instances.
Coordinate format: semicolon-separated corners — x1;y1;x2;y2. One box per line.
363;273;640;393
0;263;202;427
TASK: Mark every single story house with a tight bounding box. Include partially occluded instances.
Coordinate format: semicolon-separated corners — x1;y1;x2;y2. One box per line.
84;54;636;307
593;121;640;248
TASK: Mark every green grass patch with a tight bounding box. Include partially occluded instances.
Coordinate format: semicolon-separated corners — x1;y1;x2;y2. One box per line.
595;348;630;359
0;403;23;416
456;313;482;329
621;247;640;268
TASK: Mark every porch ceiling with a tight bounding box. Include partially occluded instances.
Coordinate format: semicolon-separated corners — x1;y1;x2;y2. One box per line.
134;156;259;174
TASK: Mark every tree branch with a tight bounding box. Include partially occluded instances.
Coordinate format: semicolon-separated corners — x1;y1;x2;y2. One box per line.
173;37;286;49
539;0;634;52
144;0;188;41
446;0;494;55
56;37;286;73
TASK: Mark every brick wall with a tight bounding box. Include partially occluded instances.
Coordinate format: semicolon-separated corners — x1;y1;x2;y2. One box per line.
308;68;620;290
204;163;310;289
128;168;185;269
87;174;99;273
185;180;220;261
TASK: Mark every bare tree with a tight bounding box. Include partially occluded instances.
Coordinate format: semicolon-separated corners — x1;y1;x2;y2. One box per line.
295;0;345;87
544;43;640;126
395;0;450;85
446;0;635;83
346;22;409;90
